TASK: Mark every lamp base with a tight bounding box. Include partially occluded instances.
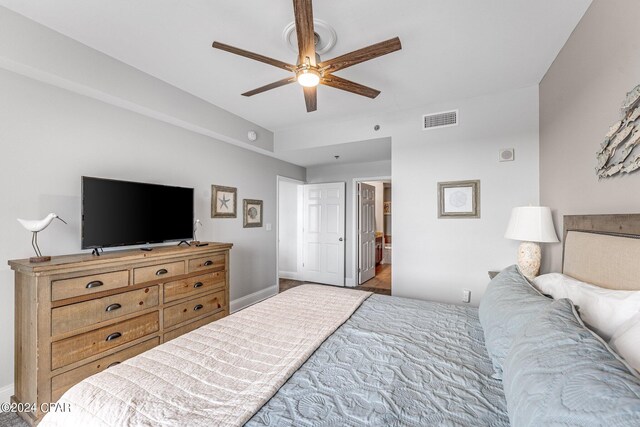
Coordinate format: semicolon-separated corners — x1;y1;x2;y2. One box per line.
29;256;51;263
517;241;541;280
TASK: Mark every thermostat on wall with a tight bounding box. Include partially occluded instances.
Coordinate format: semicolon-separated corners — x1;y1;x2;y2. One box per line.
499;148;515;162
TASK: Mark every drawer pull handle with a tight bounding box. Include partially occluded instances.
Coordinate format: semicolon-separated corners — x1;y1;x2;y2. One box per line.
203;260;214;266
193;282;204;288
155;268;169;276
194;304;204;311
106;332;122;342
108;362;121;368
86;280;104;289
105;303;122;312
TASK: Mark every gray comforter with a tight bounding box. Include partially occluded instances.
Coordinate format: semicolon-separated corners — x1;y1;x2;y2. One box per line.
247;294;509;426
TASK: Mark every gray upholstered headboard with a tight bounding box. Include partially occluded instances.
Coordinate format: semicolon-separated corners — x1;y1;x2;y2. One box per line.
563;214;640;290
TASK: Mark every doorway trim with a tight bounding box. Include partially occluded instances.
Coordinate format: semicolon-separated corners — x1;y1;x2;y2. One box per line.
276;175;306;292
351;176;391;287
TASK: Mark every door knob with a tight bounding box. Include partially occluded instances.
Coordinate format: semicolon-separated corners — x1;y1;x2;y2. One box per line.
339;238;344;241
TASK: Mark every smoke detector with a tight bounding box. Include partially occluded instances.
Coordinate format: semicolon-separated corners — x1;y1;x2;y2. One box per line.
283;19;337;56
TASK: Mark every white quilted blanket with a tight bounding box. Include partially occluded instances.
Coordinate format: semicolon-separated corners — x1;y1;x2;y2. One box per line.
41;285;371;427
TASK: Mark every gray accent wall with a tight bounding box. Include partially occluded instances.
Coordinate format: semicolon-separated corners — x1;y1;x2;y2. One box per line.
540;0;640;273
0;68;304;395
0;6;275;153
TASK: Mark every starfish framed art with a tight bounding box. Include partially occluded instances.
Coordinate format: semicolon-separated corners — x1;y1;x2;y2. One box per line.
211;185;237;218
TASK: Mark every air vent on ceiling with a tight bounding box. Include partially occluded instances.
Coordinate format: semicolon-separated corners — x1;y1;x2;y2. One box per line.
422;109;458;130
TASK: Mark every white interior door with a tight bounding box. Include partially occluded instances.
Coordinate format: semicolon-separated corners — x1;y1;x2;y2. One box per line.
358;183;376;284
302;182;346;286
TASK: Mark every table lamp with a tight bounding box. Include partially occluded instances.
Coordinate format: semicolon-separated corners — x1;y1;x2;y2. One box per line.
505;206;559;279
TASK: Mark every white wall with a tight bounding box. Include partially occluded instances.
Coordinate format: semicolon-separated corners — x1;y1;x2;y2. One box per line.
279;86;540;304
278;179;302;280
392;87;539;305
0;69;305;396
306;160;392;285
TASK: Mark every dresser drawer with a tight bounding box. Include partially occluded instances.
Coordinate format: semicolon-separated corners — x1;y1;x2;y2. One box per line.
164;290;225;329
51;337;159;401
51;312;159;370
163;272;225;304
51;286;159;337
133;261;184;284
52;270;129;301
164;310;227;342
188;254;225;273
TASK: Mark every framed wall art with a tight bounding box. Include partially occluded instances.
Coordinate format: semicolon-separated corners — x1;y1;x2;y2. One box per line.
437;180;480;219
243;199;263;228
211;185;237;218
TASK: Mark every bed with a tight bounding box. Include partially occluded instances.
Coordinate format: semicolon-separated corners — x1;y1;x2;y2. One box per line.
40;214;640;426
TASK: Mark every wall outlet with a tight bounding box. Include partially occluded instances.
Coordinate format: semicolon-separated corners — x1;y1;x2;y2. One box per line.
266;223;272;231
462;289;471;303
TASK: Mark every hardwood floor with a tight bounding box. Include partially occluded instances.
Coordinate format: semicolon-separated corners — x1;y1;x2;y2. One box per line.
279;263;391;296
279;278;307;292
357;263;391;294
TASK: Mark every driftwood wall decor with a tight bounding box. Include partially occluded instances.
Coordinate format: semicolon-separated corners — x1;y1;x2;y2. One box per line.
596;84;640;178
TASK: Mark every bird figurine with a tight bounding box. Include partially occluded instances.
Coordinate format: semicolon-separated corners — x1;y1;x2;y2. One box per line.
17;213;67;263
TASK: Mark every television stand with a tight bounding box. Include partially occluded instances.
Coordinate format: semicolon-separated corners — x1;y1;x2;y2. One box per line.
177;240;191;247
8;242;232;425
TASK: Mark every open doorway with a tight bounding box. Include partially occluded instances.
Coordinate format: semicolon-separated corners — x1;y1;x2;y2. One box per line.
354;178;391;295
277;177;347;292
277;177;304;292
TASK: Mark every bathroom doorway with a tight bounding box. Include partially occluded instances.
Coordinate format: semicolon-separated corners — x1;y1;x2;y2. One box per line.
354;178;391;295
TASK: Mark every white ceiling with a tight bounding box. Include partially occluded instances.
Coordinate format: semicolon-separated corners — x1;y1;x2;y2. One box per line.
0;0;591;134
276;137;391;168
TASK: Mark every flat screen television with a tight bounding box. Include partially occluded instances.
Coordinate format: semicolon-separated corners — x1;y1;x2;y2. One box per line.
82;176;194;249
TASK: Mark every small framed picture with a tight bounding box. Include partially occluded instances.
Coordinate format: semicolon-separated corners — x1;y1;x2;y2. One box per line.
243;199;263;228
384;202;391;215
211;185;237;218
438;180;480;219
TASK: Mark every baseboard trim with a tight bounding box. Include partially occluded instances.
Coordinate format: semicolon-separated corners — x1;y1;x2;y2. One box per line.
279;270;303;281
230;285;278;313
0;383;13;403
345;277;356;287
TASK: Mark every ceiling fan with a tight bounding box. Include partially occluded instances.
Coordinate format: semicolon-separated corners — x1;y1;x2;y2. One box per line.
212;0;402;112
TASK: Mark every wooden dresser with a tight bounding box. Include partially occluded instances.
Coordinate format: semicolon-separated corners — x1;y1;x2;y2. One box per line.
8;242;232;425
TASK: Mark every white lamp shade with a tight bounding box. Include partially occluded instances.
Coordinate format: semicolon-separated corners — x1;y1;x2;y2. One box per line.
505;206;559;243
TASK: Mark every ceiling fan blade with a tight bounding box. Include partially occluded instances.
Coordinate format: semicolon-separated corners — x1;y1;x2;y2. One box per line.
321;75;380;99
318;37;402;73
242;77;297;97
303;86;317;112
293;0;316;66
212;41;296;72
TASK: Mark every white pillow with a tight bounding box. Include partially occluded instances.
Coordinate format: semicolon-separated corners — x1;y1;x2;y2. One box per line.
532;273;640;341
610;313;640;373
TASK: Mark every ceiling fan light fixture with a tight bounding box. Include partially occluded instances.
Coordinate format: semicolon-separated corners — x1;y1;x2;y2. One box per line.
212;0;402;112
297;68;321;87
